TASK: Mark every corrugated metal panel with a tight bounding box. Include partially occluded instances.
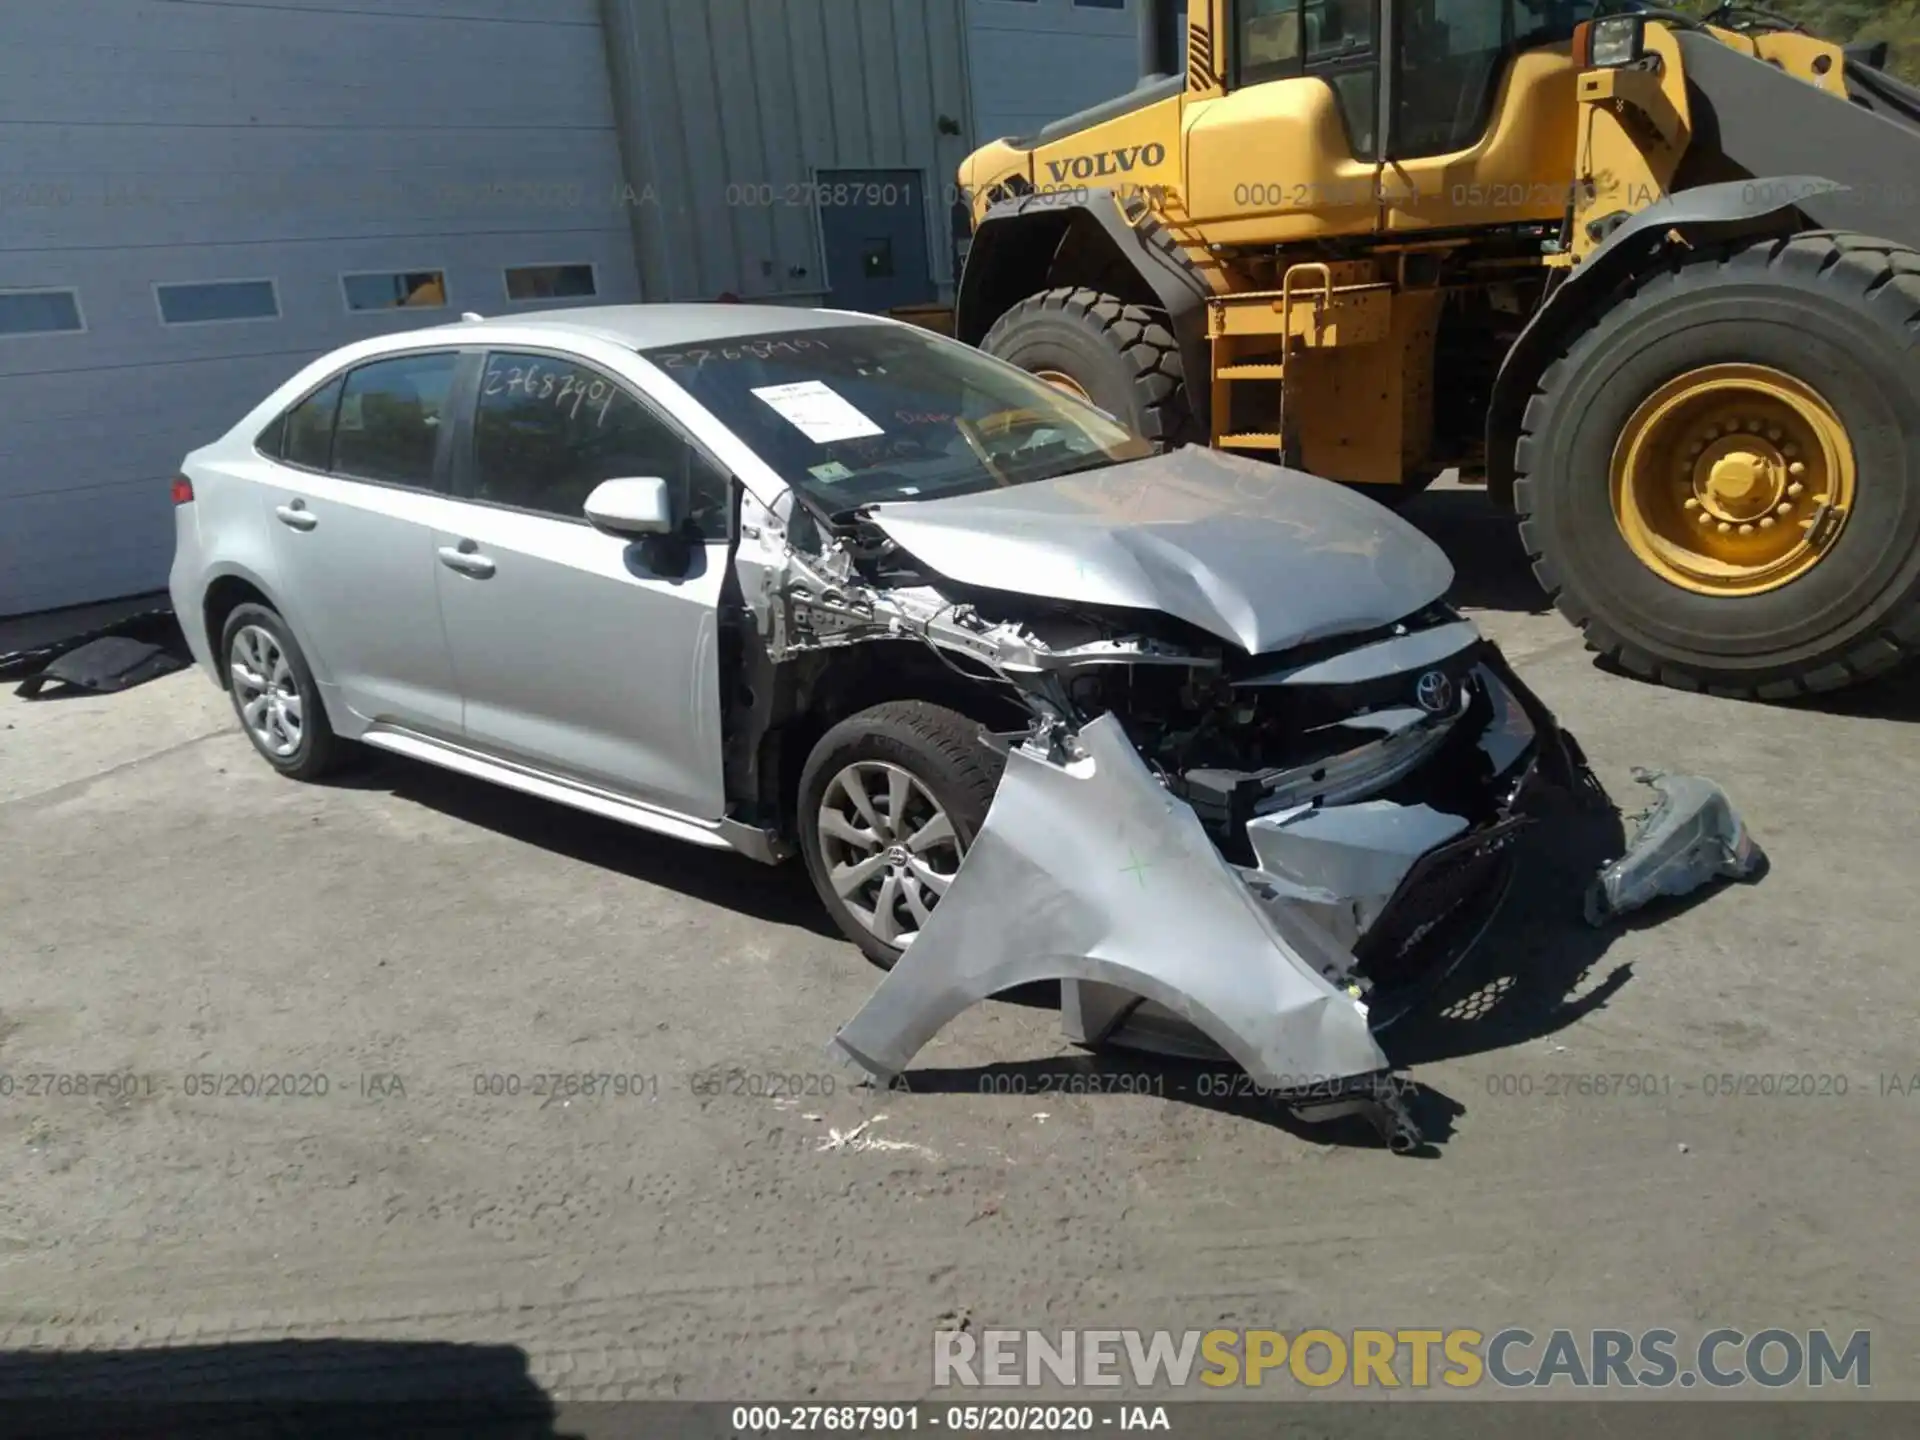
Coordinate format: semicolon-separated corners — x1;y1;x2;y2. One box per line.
966;0;1146;145
0;0;639;616
601;0;974;305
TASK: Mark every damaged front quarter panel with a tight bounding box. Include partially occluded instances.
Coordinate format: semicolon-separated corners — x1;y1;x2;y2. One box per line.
827;712;1395;1099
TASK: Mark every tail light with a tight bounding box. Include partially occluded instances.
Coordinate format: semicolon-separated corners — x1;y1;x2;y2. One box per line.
170;473;194;505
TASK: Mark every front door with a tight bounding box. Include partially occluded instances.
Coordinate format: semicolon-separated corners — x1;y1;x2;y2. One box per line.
816;169;937;313
431;348;733;818
256;350;466;735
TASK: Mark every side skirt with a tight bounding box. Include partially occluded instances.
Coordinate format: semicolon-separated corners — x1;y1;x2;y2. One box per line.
358;725;790;864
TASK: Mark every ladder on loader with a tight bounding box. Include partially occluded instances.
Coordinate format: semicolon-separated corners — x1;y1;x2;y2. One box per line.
1207;260;1393;463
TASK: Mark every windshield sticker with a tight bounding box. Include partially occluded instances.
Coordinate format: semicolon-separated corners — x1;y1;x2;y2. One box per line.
807;460;855;482
751;380;885;444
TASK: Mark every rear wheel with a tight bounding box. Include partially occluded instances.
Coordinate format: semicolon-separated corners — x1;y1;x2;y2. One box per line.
220;603;345;780
980;287;1196;449
1515;231;1920;697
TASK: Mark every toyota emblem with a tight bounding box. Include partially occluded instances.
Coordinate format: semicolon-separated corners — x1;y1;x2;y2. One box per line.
1414;669;1455;714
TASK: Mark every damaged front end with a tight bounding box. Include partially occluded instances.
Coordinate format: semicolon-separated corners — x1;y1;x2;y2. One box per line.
819;590;1572;1149
726;453;1748;1151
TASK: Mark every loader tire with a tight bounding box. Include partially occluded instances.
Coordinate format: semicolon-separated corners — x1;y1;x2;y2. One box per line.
980;287;1197;449
1514;231;1920;699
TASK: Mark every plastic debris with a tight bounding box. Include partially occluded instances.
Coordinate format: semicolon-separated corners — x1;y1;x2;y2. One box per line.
1584;769;1766;926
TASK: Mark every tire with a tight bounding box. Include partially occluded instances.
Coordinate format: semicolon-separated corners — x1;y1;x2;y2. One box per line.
219;602;346;780
980;286;1197;449
1514;231;1920;698
797;701;1004;970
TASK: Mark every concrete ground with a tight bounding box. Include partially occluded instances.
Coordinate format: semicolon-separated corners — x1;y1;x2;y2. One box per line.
2;481;1918;1413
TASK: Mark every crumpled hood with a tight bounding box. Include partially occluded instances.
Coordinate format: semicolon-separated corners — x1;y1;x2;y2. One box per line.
863;446;1454;654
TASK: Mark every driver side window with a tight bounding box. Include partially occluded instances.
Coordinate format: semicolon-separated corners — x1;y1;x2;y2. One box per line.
470;352;730;539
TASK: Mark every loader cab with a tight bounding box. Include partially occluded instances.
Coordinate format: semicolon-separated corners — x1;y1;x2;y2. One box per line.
1185;0;1593;235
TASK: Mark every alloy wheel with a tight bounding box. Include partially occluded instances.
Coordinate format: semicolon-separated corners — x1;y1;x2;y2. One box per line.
816;761;964;948
229;624;304;758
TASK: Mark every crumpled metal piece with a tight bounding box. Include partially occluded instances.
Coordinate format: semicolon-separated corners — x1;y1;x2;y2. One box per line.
1584;768;1766;926
828;713;1390;1092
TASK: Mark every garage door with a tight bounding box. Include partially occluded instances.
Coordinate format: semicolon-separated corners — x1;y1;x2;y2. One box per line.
966;0;1146;145
0;0;638;619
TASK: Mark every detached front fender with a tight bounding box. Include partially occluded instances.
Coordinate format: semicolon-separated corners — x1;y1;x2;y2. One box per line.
828;713;1389;1091
1484;176;1849;508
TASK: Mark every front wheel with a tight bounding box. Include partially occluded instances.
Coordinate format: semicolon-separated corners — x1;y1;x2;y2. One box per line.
1514;231;1920;698
798;701;1002;969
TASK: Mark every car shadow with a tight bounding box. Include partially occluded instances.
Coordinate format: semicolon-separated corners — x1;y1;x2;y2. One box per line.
1398;485;1553;616
327;749;843;944
877;746;1761;1155
1378;781;1734;1071
0;1338;576;1439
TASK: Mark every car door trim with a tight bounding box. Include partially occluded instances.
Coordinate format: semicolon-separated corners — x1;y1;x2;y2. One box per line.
357;723;788;862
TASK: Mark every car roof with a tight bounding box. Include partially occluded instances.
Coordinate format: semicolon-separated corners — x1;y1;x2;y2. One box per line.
421;303;891;351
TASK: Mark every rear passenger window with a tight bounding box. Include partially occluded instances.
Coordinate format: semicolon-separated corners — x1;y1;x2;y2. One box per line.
332;353;459;488
279;376;343;470
471;351;730;538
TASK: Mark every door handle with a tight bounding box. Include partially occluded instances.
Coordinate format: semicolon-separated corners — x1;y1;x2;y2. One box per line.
274;502;317;531
437;543;496;579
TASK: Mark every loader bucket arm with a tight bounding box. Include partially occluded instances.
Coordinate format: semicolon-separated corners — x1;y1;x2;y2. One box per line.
1487;28;1920;506
1669;30;1920;252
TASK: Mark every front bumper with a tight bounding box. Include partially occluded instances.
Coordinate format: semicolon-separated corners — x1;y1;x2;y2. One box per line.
828;648;1572;1112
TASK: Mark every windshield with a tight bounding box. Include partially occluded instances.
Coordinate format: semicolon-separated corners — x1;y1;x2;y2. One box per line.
639;323;1152;513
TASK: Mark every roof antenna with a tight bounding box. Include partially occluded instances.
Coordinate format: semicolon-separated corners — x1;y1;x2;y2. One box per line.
460;311;484;322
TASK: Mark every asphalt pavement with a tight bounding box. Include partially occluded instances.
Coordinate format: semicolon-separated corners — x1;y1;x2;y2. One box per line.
2;480;1917;1412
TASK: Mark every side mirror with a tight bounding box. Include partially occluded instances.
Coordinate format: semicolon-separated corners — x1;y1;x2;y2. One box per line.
584;476;675;536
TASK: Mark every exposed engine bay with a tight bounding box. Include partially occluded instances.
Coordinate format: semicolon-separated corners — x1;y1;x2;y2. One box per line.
723;449;1761;1150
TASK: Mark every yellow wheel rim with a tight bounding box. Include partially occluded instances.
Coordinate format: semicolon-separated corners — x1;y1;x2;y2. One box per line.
1032;368;1094;404
1610;363;1855;596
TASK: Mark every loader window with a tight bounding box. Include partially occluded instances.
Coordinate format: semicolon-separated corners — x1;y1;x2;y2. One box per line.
1237;0;1303;82
1233;0;1380;157
1389;0;1597;159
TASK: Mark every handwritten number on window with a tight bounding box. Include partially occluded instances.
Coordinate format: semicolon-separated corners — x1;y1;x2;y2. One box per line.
483;364;619;426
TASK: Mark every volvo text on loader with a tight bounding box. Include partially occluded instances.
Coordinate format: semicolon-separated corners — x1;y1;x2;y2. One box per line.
950;1;1920;699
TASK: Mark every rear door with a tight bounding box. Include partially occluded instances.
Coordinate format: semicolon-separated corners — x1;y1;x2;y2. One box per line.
430;347;733;818
255;350;467;735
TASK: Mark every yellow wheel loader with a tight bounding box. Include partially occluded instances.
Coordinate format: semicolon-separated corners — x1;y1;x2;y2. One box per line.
948;1;1920;698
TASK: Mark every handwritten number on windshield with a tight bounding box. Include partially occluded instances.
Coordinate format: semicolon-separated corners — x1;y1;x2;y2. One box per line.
655;337;824;369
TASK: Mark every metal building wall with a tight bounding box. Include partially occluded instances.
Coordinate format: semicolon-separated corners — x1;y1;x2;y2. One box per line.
599;0;976;306
0;0;638;617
